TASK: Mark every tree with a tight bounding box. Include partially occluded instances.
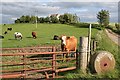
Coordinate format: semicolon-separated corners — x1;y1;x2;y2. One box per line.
59;13;79;24
20;15;25;23
25;15;31;23
15;19;20;23
30;16;36;23
97;10;110;27
44;16;51;23
50;16;59;23
115;23;120;31
73;14;79;23
59;15;65;24
38;17;45;23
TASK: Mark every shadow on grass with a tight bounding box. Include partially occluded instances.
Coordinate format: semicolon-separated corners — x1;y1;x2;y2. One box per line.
26;36;33;38
8;38;15;40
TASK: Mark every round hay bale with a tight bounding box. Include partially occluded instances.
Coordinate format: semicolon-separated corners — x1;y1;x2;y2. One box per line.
90;51;115;74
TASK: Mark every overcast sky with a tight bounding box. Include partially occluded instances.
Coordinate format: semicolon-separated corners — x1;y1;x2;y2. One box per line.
0;0;119;24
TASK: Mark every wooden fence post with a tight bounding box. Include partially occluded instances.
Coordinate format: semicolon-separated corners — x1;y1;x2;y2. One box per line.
79;37;88;73
88;24;91;65
52;47;56;78
76;49;80;69
22;55;26;79
93;40;97;51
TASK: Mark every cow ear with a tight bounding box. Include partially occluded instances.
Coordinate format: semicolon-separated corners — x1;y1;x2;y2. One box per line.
67;36;70;39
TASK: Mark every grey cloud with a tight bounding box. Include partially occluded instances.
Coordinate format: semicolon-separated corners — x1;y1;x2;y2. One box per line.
1;2;118;24
1;2;61;23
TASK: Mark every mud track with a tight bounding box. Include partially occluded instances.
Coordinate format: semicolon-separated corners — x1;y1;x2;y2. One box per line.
105;29;120;46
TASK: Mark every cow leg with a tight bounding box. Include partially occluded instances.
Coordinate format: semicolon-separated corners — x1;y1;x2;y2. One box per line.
66;51;70;61
74;47;77;58
63;53;66;62
20;36;22;39
63;50;70;62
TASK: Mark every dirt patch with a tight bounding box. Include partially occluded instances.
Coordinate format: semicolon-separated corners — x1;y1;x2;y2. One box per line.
105;29;120;46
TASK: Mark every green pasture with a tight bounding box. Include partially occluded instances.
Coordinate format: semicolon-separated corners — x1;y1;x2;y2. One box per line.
1;23;120;78
1;23;98;48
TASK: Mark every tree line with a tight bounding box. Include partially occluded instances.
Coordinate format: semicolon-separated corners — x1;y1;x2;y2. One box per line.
15;9;117;31
15;13;80;24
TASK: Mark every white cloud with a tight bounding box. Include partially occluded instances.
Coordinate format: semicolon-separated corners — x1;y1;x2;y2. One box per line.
1;2;119;24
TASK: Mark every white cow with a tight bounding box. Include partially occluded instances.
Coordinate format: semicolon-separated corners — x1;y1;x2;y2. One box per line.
14;32;22;40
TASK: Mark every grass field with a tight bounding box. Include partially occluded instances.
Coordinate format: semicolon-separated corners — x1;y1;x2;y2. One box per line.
1;23;120;78
1;23;98;48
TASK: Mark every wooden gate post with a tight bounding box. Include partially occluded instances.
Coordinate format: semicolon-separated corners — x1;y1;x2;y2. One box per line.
76;49;79;69
22;55;26;79
79;37;88;73
52;47;56;78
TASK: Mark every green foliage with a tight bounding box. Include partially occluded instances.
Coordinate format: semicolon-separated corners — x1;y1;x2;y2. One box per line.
25;15;31;23
50;16;59;23
44;16;51;23
38;17;45;23
115;23;120;32
97;9;110;27
14;13;79;24
59;15;65;24
15;15;37;23
98;70;119;78
59;13;79;24
15;19;20;23
30;16;36;23
70;22;102;30
106;23;120;35
20;15;25;23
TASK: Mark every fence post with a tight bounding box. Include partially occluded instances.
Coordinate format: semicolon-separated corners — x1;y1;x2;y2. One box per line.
76;49;79;69
22;54;26;79
88;24;91;65
79;37;88;73
52;47;56;78
93;40;97;51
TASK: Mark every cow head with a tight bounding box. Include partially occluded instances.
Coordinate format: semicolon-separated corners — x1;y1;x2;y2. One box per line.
60;35;70;45
61;35;67;45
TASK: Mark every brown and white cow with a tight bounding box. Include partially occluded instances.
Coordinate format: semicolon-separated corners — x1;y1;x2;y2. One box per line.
60;35;77;60
32;31;37;39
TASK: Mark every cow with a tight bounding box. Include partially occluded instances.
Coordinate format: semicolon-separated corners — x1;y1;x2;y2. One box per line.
60;35;77;61
0;35;4;39
53;35;59;40
32;31;37;39
7;28;12;31
4;31;8;34
14;32;22;40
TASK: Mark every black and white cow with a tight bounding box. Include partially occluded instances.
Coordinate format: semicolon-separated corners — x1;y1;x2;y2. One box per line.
14;32;22;40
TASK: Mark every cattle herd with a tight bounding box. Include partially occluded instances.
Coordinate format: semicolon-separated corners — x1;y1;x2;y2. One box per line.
0;27;13;39
1;27;38;40
1;27;77;58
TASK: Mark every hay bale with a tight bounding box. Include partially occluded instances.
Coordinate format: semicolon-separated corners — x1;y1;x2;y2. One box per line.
90;51;115;74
